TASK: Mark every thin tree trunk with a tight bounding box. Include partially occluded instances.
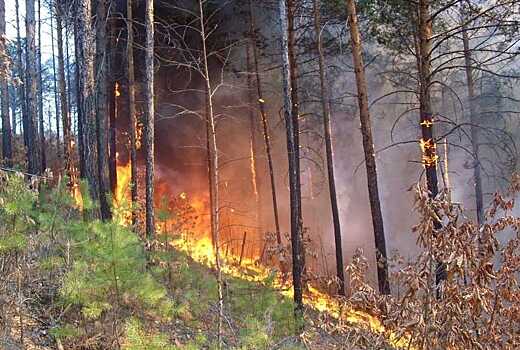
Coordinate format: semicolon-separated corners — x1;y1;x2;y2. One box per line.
74;18;86;178
15;0;28;152
245;41;261;237
50;8;61;161
37;0;46;171
56;3;72;177
248;0;282;249
145;0;155;238
77;0;99;209
25;0;42;175
278;0;304;321
108;20;117;194
0;0;12;167
418;0;445;287
314;0;345;296
346;0;390;295
127;0;138;226
199;1;223;346
462;26;484;225
95;0;111;220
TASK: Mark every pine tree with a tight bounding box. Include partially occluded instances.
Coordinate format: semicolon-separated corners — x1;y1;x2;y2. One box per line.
0;0;12;167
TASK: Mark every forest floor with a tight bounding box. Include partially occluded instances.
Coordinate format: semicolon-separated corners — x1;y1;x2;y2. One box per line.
0;175;395;350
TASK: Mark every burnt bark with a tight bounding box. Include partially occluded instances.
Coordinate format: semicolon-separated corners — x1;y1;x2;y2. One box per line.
278;0;304;321
418;0;445;286
74;17;86;178
346;0;390;295
314;0;345;296
0;0;12;166
127;0;138;226
144;0;155;238
95;0;112;220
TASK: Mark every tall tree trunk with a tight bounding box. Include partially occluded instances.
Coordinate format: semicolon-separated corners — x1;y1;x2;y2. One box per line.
15;0;28;152
314;0;345;296
245;41;261;238
50;8;61;161
74;17;86;178
0;0;12;167
462;26;484;226
345;0;390;295
418;0;445;287
199;1;223;346
278;0;304;321
144;0;155;238
37;0;46;171
248;0;282;249
77;0;99;210
127;0;138;226
25;0;42;175
56;3;72;177
108;20;117;194
95;0;112;220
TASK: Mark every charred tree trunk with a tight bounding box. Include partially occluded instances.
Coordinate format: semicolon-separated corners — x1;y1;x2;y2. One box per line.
50;8;61;161
418;0;445;287
462;26;484;226
56;3;72;177
144;0;155;238
346;0;390;295
0;0;12;167
95;0;112;220
314;0;345;296
78;0;100;210
25;0;41;175
127;0;138;226
108;21;117;195
199;1;224;346
37;0;46;171
278;0;304;321
248;0;282;248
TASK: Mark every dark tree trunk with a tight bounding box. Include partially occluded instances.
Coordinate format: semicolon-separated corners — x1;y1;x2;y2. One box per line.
77;0;100;210
74;19;86;178
108;20;117;194
0;0;12;167
50;8;61;161
95;0;112;221
145;0;155;238
346;0;390;295
248;0;282;248
15;0;28;152
314;0;345;296
278;0;304;321
37;0;46;171
462;26;484;226
56;4;72;177
127;0;138;226
25;0;41;175
418;0;445;287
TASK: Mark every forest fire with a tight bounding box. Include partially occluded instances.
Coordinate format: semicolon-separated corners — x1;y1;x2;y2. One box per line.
110;164;411;349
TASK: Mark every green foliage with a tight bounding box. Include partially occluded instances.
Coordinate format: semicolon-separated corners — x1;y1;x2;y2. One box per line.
122;318;176;350
0;232;27;253
49;324;82;340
